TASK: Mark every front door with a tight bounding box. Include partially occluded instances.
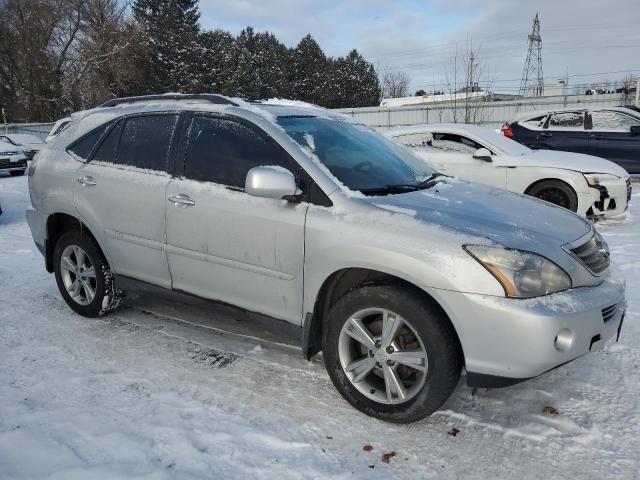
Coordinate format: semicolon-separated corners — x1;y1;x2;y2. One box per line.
73;113;179;288
165;114;307;324
587;110;640;173
427;132;507;188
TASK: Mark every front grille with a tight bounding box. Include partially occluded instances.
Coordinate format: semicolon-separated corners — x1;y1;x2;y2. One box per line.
602;303;618;323
571;235;610;275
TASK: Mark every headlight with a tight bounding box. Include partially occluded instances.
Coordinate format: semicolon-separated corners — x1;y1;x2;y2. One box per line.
464;245;571;298
584;173;620;186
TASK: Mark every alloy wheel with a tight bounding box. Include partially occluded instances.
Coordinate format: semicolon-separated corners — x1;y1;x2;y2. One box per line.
338;308;428;405
60;244;97;306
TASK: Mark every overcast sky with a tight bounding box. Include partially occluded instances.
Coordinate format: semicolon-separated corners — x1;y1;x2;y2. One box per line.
199;0;640;94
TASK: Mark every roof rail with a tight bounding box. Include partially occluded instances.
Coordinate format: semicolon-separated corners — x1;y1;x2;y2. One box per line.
100;94;237;108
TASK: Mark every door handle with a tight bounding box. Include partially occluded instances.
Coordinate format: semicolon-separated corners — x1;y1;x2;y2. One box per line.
77;176;96;186
168;194;195;207
539;132;552;138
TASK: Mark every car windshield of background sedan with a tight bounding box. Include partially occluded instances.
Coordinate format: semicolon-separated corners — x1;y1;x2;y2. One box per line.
278;116;436;194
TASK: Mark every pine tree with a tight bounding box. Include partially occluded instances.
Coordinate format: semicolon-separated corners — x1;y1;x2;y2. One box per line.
199;29;238;95
329;49;381;108
230;27;290;100
132;0;201;94
290;34;329;105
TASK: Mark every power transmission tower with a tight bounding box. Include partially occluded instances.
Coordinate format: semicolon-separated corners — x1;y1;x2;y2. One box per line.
519;13;544;96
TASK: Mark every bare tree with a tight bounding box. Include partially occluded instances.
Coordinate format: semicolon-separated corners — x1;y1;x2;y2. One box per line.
443;41;494;124
380;70;411;99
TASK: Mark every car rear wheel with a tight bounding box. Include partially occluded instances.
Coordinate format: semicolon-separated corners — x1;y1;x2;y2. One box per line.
9;170;25;176
323;284;462;423
527;180;578;212
53;230;125;317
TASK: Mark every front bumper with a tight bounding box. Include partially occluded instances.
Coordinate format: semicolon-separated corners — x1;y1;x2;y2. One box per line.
430;273;625;386
0;155;27;172
585;179;631;218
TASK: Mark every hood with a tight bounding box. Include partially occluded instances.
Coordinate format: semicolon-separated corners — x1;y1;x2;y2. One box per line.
367;179;592;248
501;150;628;177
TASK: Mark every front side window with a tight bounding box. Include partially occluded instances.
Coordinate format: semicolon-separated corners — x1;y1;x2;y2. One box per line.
183;116;298;188
68;124;109;160
548;112;585;130
432;133;483;154
277;117;435;193
589;111;640;131
116;115;178;171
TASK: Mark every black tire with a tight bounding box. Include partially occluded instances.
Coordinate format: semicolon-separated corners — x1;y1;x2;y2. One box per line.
53;230;125;317
527;179;578;212
9;170;25;176
322;284;463;423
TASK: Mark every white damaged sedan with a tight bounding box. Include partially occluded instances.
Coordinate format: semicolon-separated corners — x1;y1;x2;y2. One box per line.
386;123;631;218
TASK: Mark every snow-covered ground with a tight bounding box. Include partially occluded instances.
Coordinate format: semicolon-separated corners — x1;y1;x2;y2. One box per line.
1;174;638;479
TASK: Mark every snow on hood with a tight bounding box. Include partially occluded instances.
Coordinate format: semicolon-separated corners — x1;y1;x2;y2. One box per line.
368;178;592;248
506;150;629;177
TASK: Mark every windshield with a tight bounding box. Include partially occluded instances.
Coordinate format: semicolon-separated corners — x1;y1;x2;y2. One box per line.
277;116;436;193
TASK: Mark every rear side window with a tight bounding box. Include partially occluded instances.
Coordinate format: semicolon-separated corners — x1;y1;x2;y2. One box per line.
68;124;109;160
183;116;298;188
431;133;483;153
548;112;585;129
93;122;123;163
522;115;547;128
116;115;178;171
394;133;434;148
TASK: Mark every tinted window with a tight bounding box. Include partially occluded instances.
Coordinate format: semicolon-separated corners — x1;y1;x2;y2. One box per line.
117;115;178;171
548;112;584;129
68;124;108;160
590;111;640;131
93;121;123;163
184;116;298;188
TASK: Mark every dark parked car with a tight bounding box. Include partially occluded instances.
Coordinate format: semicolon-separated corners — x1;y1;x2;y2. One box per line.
502;107;640;173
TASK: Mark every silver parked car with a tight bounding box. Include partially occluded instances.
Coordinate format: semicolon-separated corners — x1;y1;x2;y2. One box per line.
26;95;626;422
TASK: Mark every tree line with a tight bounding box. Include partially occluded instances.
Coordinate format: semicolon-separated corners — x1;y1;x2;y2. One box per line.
0;0;381;122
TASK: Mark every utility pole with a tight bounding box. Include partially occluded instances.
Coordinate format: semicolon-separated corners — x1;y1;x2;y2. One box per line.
466;46;475;123
519;13;544;97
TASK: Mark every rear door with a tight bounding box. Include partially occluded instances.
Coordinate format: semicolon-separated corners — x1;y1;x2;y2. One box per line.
540;111;590;154
587;110;640;172
164;114;308;324
73;113;179;288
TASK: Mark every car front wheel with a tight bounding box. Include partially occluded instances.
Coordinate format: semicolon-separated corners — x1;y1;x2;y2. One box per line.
53;230;125;317
527;179;578;212
323;284;462;423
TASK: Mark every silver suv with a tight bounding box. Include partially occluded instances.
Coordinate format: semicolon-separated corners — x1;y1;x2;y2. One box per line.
27;94;626;422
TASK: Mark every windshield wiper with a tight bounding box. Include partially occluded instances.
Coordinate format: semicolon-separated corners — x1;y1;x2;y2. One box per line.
359;173;448;196
359;184;423;196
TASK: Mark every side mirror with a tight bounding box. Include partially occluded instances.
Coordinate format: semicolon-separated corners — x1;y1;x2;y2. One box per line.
472;147;492;161
630;125;640;137
245;166;303;202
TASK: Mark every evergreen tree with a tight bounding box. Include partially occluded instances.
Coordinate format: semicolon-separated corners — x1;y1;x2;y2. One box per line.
231;27;290;100
132;0;201;94
330;49;381;108
199;29;238;95
290;34;329;105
